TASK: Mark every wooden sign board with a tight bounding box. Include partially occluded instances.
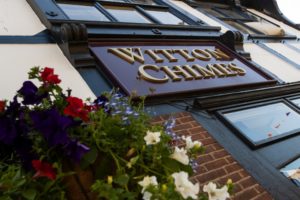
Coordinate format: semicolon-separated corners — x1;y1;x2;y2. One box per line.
90;41;275;98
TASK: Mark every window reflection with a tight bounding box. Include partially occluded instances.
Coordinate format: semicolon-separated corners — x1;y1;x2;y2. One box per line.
224;20;258;34
224;103;300;144
201;8;225;18
145;9;187;25
281;157;300;187
58;4;110;22
104;6;152;23
292;98;300;108
131;0;156;5
217;8;249;19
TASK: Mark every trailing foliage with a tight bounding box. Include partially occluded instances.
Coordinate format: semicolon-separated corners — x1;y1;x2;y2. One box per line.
0;67;233;200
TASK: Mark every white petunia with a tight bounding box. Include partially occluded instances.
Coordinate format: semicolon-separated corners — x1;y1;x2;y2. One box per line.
144;131;161;145
138;176;158;193
170;147;189;165
182;136;202;150
203;182;230;200
172;171;199;199
143;191;153;200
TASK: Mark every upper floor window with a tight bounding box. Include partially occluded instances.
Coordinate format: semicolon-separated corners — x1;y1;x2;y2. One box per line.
57;1;189;25
144;8;187;25
198;6;285;36
58;3;110;22
104;5;152;23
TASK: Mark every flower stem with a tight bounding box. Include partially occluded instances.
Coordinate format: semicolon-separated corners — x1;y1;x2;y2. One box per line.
109;150;121;171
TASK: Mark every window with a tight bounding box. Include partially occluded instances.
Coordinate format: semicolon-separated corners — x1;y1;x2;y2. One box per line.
130;0;156;5
291;98;300;108
57;1;190;25
144;9;187;25
104;5;152;23
221;102;300;147
224;20;257;34
280;157;300;187
58;3;109;22
199;6;284;36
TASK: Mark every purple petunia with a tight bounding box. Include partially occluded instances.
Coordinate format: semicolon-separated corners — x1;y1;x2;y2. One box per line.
63;140;90;163
18;81;47;105
0;97;27;145
0;116;17;145
30;108;75;146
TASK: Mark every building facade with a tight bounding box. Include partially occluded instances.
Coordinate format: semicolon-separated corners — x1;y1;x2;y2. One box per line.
2;0;300;199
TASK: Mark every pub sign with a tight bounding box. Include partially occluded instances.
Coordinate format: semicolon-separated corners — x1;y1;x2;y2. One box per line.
90;41;275;98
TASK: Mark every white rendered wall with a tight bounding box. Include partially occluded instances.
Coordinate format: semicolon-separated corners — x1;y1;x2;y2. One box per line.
169;0;229;33
244;43;300;82
0;0;45;35
264;43;300;65
289;43;300;50
0;44;95;100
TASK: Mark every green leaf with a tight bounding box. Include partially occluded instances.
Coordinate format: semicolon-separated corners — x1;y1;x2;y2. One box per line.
163;158;181;172
94;155;114;179
114;174;129;186
80;147;98;169
22;189;37;200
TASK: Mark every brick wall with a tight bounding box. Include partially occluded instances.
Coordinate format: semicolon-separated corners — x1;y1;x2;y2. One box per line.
151;112;273;200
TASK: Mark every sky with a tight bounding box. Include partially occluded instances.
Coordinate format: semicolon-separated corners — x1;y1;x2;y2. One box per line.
276;0;300;24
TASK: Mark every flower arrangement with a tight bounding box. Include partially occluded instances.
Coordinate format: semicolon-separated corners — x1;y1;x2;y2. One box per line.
0;67;233;200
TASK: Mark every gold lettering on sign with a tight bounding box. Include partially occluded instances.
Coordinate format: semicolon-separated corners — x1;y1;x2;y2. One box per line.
144;49;164;63
182;65;202;79
206;64;226;77
213;63;237;77
173;49;195;62
191;49;212;61
155;49;178;62
228;63;246;75
108;48;145;64
138;65;168;83
161;65;194;82
192;64;216;79
205;48;231;60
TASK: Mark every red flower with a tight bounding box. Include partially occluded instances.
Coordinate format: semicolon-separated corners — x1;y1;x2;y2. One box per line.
40;67;61;84
0;101;5;112
64;97;89;122
32;160;56;180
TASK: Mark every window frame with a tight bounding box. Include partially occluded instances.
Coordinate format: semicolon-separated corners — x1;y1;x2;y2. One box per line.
193;2;288;38
279;154;300;187
27;0;221;38
217;99;300;149
56;2;111;22
55;0;198;25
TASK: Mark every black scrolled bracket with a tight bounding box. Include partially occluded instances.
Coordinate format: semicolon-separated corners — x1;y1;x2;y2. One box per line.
220;30;251;60
51;23;88;44
50;23;94;68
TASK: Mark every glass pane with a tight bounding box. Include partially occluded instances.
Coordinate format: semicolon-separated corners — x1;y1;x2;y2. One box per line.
200;8;225;18
280;157;300;187
58;4;109;21
217;8;249;19
145;9;187;25
101;0;126;2
104;6;152;23
224;20;258;34
224;103;300;144
292;98;300;108
131;0;156;5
